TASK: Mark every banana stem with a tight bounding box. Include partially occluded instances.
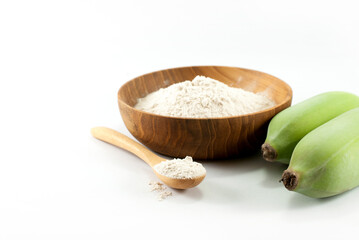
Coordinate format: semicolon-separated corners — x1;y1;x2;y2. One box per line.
261;143;277;162
281;169;299;190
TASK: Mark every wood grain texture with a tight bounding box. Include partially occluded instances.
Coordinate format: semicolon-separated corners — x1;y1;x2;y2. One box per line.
90;127;163;167
118;66;292;160
91;127;206;189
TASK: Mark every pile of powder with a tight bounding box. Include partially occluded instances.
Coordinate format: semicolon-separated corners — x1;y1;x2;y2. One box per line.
135;75;275;118
153;156;206;179
148;181;173;201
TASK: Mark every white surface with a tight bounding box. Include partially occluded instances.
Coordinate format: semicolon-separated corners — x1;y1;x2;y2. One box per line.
1;0;359;239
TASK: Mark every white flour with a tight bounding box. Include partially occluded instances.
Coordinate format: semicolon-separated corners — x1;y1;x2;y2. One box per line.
153;156;206;179
148;181;167;192
135;75;275;118
149;156;205;200
148;181;173;201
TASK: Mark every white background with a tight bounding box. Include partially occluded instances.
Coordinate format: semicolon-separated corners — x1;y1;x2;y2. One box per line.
1;0;359;239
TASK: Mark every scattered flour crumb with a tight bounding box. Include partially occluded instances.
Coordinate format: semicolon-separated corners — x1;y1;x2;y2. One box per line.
153;156;206;179
148;181;166;192
158;191;172;201
148;181;172;201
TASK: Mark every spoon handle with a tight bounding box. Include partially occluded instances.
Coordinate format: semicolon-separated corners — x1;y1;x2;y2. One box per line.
91;127;162;167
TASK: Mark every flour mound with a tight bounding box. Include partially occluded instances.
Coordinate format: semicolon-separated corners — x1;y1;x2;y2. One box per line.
153;156;206;179
135;75;275;118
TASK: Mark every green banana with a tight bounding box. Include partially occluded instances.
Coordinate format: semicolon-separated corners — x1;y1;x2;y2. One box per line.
262;91;359;164
281;107;359;198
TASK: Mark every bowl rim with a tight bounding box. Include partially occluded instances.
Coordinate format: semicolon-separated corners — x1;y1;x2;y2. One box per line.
118;65;293;120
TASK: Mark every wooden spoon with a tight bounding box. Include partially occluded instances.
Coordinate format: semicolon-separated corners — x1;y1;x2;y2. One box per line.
91;127;206;189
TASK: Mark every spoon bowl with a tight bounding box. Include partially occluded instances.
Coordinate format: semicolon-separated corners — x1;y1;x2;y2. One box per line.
154;172;206;190
91;127;206;189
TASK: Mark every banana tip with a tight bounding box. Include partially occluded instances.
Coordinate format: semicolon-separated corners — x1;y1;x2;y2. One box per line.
281;169;298;191
261;143;277;162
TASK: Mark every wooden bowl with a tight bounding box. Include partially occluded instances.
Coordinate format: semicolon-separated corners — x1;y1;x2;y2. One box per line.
118;66;292;160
